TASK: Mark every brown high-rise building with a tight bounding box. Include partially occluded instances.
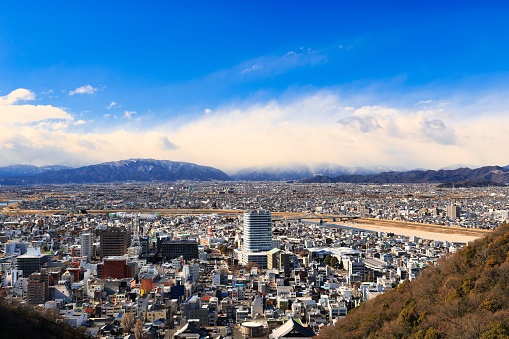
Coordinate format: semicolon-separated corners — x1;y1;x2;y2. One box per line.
27;269;49;304
267;249;292;276
99;226;131;259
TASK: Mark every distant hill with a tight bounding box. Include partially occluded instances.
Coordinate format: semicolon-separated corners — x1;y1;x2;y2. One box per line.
0;164;70;177
318;223;509;338
437;179;505;188
0;159;231;185
2;161;509;185
230;163;404;181
301;166;509;185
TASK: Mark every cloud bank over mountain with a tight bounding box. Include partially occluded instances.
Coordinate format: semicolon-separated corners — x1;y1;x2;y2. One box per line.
1;87;509;170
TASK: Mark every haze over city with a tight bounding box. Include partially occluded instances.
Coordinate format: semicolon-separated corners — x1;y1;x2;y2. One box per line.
1;2;509;170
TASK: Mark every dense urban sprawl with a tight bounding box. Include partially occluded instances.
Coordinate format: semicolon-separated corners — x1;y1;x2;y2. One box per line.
0;181;506;338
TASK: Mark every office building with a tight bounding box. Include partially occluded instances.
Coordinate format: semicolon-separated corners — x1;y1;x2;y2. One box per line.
16;253;50;277
99;226;131;259
161;239;199;261
183;295;209;327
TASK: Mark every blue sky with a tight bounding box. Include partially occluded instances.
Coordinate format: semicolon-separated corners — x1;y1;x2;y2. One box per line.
1;2;509;170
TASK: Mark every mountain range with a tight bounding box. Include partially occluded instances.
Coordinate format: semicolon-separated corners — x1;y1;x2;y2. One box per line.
301;165;509;185
0;164;70;178
0;159;508;185
0;159;231;185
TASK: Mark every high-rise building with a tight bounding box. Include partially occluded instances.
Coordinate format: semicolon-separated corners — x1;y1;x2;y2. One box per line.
446;203;462;219
242;210;273;268
27;269;49;304
80;233;93;261
243;209;273;252
99;226;131;259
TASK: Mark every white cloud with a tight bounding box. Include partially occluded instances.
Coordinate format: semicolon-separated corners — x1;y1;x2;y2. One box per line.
0;88;35;105
417;99;433;104
0;89;177;166
4;87;509;170
151;91;509;170
49;121;69;131
69;84;98;96
236;49;327;78
241;64;263;74
420;119;456;145
103;114;111;118
0;89;72;124
338;115;381;133
123;110;136;120
106;101;118;109
161;136;177;150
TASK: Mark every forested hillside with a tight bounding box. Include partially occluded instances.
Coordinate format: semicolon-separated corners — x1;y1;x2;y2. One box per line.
319;224;509;339
0;300;88;339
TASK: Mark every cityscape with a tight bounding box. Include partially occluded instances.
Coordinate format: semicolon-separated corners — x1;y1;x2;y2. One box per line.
2;1;509;338
0;181;502;338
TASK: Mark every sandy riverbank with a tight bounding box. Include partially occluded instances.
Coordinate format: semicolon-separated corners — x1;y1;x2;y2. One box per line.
326;221;485;243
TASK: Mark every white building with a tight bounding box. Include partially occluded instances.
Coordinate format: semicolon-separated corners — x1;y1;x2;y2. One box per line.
251;295;264;318
80;233;93;261
241;210;273;268
243;210;273;252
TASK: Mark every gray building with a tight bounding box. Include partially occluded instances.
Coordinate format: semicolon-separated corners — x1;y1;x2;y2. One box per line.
16;253;50;277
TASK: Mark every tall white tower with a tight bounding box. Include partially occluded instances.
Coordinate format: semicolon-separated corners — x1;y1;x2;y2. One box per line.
80;233;93;261
243;210;272;252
